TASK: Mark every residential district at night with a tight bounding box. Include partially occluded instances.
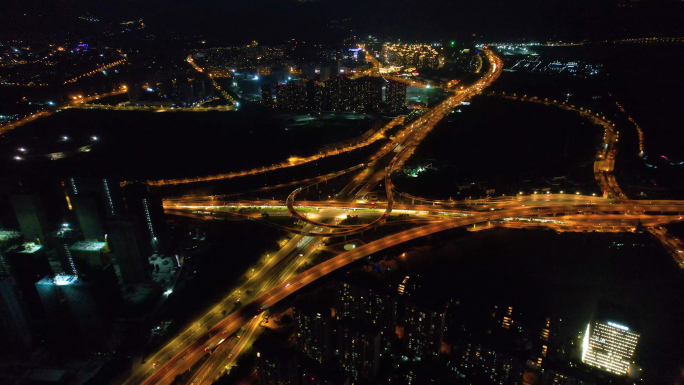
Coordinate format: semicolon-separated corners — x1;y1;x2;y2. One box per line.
0;1;683;385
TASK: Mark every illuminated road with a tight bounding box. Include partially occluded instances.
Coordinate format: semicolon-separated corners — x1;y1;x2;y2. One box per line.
493;93;625;199
124;221;328;385
647;227;684;267
140;201;684;385
0;87;128;137
125;48;684;385
127;116;405;187
66;103;236;112
124;49;502;385
63;57;128;84
284;49;503;232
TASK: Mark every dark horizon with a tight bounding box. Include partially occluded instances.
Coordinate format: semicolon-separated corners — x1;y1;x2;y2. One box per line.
2;0;684;44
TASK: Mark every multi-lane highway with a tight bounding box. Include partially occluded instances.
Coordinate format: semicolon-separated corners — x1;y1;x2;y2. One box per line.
124;47;684;385
123;48;503;385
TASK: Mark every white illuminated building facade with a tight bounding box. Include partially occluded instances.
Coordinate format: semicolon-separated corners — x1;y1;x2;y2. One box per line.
582;320;640;375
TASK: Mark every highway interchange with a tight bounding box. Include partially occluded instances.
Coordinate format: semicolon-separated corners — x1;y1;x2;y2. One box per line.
122;48;684;385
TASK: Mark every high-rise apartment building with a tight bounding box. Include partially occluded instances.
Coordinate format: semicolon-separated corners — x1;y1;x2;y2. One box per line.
337;318;381;382
50;226;82;275
403;299;446;360
122;184;168;254
354;77;383;111
386;81;407;113
261;85;274;107
10;194;51;245
299;359;350;385
69;240;110;272
451;343;526;384
36;274;116;352
107;221;147;283
326;76;354;111
294;303;334;363
66;178;123;220
0;274;34;355
275;82;308;110
4;243;51;318
71;197;105;241
255;344;298;385
336;280;397;333
381;44;441;69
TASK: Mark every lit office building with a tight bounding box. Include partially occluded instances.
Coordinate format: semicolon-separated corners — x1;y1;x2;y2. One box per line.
582;320;640;375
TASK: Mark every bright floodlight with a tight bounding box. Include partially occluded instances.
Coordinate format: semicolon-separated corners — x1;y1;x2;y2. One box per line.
254;75;259;80
63;136;69;140
14;156;22;160
18;147;26;152
92;136;99;141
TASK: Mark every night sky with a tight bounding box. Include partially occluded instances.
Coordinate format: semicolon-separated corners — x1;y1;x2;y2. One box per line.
2;0;684;43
